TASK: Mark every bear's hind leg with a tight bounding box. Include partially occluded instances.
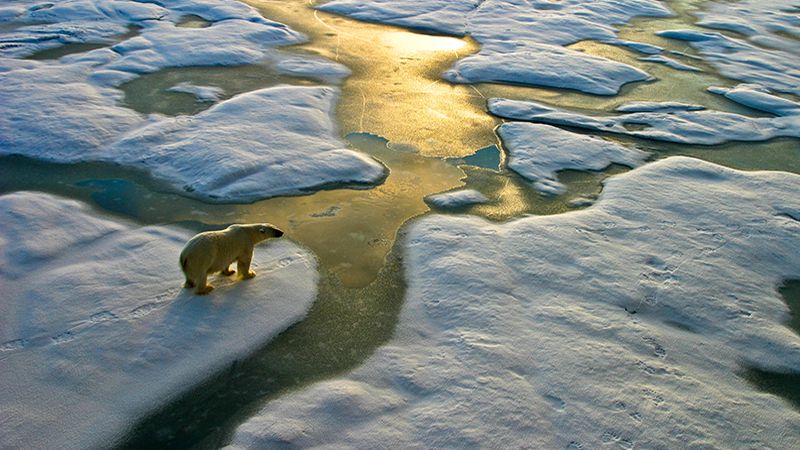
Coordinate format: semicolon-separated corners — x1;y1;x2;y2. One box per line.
194;274;214;295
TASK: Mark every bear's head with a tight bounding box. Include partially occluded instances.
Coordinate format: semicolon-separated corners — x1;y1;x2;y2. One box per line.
253;223;284;242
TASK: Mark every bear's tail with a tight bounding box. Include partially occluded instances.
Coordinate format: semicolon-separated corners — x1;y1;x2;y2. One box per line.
180;256;188;271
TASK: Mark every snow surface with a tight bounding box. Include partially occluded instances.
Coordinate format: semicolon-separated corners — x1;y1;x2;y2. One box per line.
0;1;381;203
658;0;800;95
227;157;800;449
109;86;387;202
498;122;648;195
425;189;489;209
166;81;224;102
489;85;800;145
638;54;701;72
320;0;671;95
0;192;318;449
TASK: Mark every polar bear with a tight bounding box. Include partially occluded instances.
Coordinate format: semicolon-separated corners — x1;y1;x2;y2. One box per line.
179;223;284;295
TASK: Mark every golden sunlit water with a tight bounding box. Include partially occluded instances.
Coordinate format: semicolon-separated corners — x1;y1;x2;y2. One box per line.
248;0;495;158
1;0;799;447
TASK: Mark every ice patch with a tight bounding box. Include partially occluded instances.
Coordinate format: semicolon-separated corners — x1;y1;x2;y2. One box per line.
489;87;800;145
707;84;800;117
320;0;672;95
108;86;387;202
658;18;800;95
103;19;304;74
0;192;318;449
228;157;800;449
425;189;489;209
638;54;701;72
0;1;375;203
614;102;706;113
0;60;146;162
443;41;651;96
499;122;648;195
166;81;223;102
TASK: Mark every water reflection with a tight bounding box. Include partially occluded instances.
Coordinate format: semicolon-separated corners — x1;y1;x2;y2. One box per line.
248;0;497;157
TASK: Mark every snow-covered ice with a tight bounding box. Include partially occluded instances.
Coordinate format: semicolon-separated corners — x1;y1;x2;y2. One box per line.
0;1;382;203
320;0;672;95
638;54;701;72
489;86;800;145
442;41;651;96
227;157;800;449
109;86;388;202
707;84;800;117
0;192;318;449
614;101;705;113
166;81;224;102
657;0;800;95
498;122;648;195
425;189;489;209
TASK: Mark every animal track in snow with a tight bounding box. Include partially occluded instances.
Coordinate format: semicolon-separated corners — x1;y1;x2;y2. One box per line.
543;393;566;409
0;339;26;352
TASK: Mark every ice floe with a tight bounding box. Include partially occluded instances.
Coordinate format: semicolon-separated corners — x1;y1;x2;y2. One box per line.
166;81;224;102
707;84;800;117
442;41;651;96
0;1;380;203
0;192;318;449
638;54;701;72
320;0;671;95
498;122;648;195
109;86;387;202
489;85;800;145
657;0;800;95
425;189;489;209
227;157;800;449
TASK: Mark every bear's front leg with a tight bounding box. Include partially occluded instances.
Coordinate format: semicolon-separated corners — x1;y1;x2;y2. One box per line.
221;264;235;276
237;252;256;279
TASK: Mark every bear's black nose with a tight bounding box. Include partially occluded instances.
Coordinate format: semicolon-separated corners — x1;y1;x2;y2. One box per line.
276;229;285;237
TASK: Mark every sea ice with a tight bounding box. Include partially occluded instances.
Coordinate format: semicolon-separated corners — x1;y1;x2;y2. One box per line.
0;192;318;449
498;122;648;195
109;86;387;202
656;22;800;95
425;189;489;209
638;54;701;72
0;1;380;203
166;81;224;102
320;0;672;95
227;157;800;449
489;86;800;145
442;41;651;96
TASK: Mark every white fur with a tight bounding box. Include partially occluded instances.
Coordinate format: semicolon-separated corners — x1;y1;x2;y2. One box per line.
179;224;283;294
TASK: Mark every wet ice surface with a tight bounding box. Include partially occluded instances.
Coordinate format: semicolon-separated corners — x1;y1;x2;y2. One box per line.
498;122;648;195
489;84;800;145
228;157;800;449
0;192;318;449
425;189;489;210
659;0;800;95
320;0;671;94
0;0;379;203
109;86;387;202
